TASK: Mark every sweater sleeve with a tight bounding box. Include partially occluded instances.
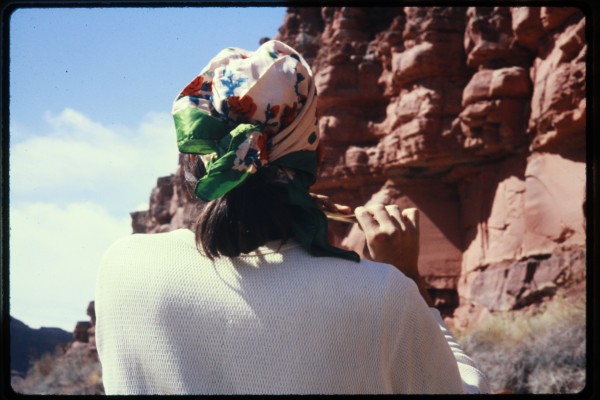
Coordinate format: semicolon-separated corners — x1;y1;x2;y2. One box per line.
383;271;466;394
430;308;490;394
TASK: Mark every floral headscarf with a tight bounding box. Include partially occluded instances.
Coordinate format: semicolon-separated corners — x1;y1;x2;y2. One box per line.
172;40;359;262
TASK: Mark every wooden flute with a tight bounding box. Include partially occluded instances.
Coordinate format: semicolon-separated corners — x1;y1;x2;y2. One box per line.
324;211;358;224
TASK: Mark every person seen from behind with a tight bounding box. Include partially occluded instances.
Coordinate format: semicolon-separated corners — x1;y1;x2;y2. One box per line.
95;40;490;394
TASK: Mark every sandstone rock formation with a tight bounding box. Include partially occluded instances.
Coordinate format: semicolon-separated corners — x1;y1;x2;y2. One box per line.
131;6;587;325
130;154;203;234
69;301;98;357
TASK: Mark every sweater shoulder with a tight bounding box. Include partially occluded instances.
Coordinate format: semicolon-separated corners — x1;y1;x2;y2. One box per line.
338;257;418;295
103;229;194;255
99;229;195;273
298;253;421;307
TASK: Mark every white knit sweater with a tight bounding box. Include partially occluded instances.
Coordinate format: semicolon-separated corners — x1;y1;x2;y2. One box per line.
95;229;489;394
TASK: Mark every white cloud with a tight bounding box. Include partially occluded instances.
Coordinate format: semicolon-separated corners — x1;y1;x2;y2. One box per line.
10;202;132;331
8;109;183;330
44;108;118;142
10;108;180;213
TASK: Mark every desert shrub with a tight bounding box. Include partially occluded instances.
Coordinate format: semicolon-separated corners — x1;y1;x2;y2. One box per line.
11;344;104;395
28;352;55;377
458;293;586;394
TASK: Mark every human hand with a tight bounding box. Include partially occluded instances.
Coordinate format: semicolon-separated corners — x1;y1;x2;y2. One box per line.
355;204;420;279
355;204;432;306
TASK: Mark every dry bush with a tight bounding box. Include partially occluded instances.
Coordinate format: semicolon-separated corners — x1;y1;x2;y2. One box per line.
11;344;104;395
458;292;586;394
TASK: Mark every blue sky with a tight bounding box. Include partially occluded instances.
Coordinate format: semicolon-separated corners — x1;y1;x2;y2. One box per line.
9;6;288;330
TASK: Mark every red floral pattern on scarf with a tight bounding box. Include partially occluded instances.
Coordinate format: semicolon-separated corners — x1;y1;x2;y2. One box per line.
227;95;258;119
280;102;298;131
180;76;204;97
257;132;269;161
269;104;280;119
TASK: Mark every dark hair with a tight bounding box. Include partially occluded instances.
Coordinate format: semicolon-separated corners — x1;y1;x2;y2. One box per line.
195;169;293;260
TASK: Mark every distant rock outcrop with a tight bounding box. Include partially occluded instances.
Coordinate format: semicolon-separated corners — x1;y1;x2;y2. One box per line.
131;6;586;327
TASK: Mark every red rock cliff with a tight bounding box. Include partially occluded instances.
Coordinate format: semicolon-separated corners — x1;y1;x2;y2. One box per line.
131;6;587;325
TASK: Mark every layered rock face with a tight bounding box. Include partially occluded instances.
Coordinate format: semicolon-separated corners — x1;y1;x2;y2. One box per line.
131;6;586;324
130;154;204;234
70;301;98;355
